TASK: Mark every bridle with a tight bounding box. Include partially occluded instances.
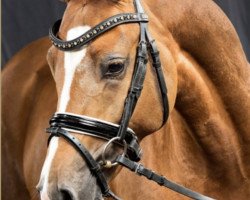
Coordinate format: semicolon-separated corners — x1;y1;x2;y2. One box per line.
47;0;214;199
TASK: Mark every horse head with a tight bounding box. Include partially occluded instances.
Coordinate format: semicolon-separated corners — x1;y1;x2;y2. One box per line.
37;0;177;199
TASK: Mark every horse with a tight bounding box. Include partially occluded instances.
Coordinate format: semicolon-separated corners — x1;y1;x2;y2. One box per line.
2;0;250;199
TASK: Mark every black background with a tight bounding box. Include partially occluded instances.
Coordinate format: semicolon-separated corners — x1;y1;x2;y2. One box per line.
2;0;66;66
2;0;250;66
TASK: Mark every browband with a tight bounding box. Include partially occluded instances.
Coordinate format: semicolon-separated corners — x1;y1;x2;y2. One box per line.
49;13;148;51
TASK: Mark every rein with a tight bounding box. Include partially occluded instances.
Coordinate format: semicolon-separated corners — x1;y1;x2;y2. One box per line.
47;0;214;199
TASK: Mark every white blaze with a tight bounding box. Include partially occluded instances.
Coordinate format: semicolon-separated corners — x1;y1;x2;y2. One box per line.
58;26;91;112
39;26;91;199
40;137;59;199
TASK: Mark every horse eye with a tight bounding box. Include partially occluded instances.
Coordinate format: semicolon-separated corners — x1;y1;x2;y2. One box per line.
105;62;125;77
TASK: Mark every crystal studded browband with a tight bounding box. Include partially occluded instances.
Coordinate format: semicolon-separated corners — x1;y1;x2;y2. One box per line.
49;13;149;51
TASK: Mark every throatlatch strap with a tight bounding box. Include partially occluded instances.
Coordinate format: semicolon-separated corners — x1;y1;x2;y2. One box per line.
146;31;169;125
116;155;215;200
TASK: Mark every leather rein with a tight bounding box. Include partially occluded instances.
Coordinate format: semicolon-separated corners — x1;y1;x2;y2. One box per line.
47;0;214;199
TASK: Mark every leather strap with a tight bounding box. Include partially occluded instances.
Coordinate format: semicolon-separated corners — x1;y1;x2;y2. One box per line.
49;13;148;51
47;127;121;200
117;33;148;140
49;113;142;161
146;31;169;125
117;0;149;141
116;155;215;200
117;0;169;140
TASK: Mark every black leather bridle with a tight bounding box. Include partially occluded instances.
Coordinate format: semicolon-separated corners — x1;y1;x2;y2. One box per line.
47;0;215;199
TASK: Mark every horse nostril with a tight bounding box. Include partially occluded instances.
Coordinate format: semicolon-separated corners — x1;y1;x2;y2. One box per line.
60;189;73;200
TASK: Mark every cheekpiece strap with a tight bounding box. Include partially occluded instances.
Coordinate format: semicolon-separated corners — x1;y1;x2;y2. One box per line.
146;31;169;125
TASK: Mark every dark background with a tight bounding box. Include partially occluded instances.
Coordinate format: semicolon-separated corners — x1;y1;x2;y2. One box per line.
2;0;66;66
2;0;250;67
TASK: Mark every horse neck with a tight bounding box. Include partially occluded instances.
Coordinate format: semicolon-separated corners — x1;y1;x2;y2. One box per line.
144;50;250;189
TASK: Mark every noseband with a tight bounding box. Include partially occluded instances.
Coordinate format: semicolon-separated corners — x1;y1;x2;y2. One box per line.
47;0;214;199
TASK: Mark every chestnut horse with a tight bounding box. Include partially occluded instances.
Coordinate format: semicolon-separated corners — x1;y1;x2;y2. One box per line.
2;0;250;199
